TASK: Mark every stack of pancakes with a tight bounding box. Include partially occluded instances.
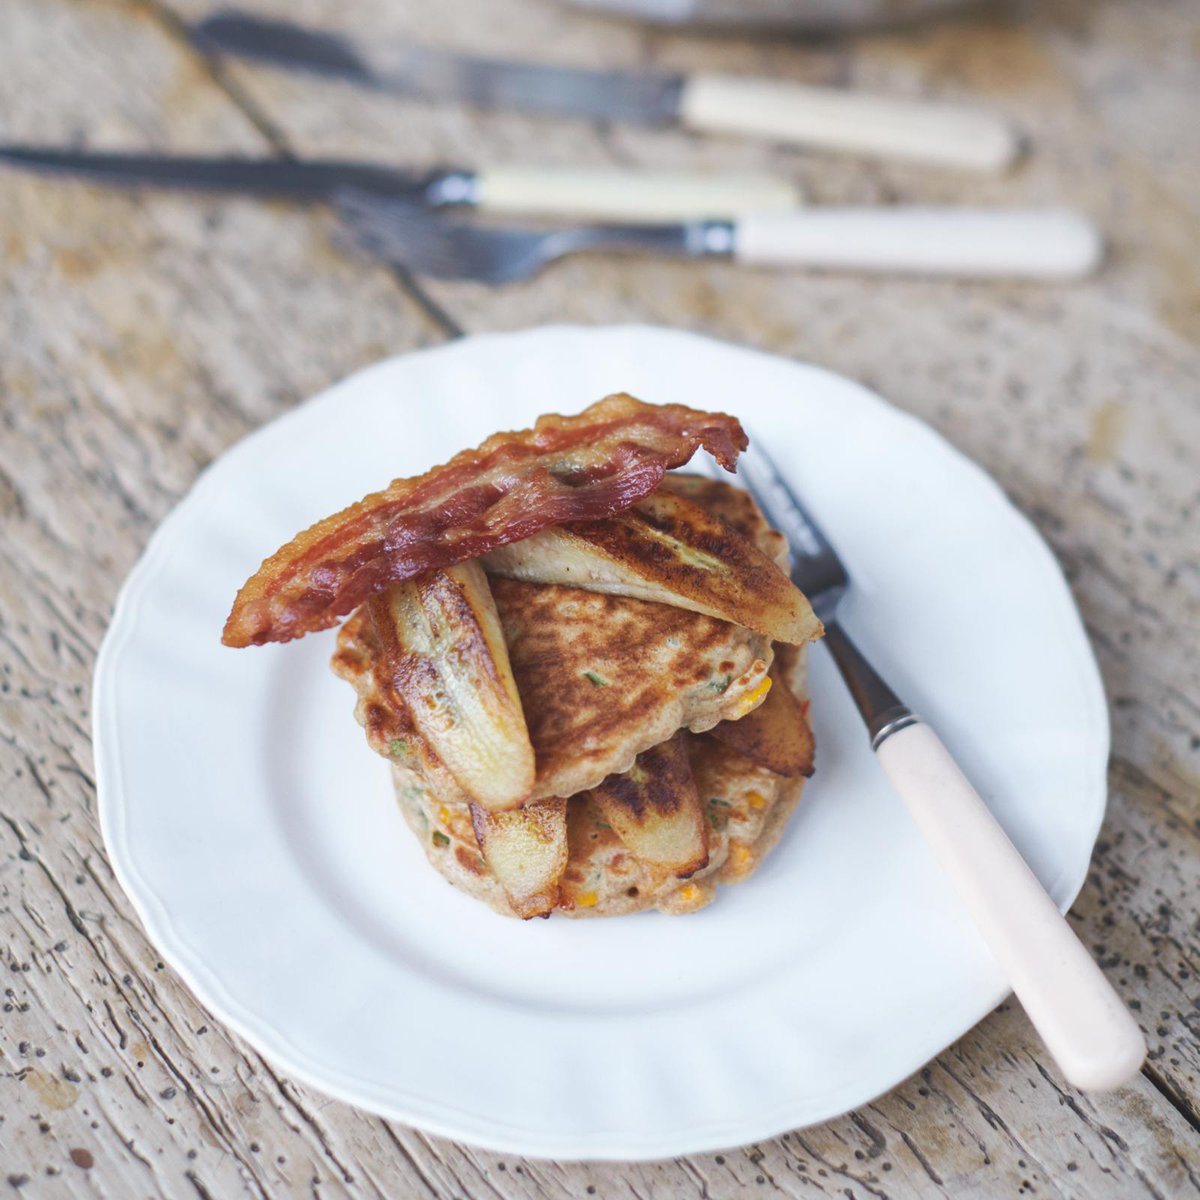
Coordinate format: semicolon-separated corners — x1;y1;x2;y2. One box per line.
333;475;816;919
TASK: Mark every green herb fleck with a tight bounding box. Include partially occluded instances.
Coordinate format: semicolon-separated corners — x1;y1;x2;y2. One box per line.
707;797;730;831
582;670;609;687
707;674;733;694
388;738;409;757
432;831;450;848
666;635;682;649
595;820;613;832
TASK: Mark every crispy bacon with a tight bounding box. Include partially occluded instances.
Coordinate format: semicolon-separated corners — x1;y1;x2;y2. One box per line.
223;395;746;647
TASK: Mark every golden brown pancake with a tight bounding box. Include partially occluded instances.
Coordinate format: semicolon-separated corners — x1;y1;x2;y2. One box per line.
391;644;810;918
331;474;816;919
334;583;772;800
492;578;772;800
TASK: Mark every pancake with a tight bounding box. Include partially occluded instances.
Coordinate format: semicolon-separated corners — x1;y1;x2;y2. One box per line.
492;578;772;800
392;643;810;918
333;582;773;802
331;474;817;919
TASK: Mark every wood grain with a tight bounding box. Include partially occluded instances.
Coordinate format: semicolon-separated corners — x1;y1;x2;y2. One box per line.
2;0;1199;1195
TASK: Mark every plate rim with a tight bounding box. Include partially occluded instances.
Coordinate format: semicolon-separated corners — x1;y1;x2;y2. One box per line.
94;323;1109;1160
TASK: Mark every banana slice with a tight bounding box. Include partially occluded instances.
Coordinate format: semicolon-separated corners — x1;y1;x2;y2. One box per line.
589;732;708;878
470;800;569;919
709;659;814;778
483;489;820;645
368;561;534;810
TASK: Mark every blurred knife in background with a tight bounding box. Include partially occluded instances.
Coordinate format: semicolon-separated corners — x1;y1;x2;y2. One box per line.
194;10;1019;172
0;145;801;223
562;0;974;31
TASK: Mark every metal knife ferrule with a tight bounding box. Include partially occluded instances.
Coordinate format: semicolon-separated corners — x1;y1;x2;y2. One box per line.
424;170;480;208
686;220;736;258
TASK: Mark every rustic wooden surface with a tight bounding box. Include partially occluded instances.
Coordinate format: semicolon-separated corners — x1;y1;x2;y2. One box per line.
2;0;1198;1194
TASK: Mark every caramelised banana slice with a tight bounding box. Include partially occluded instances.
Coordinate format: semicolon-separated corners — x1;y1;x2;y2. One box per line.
367;561;534;811
588;732;708;878
709;658;814;778
483;488;820;646
470;799;569;919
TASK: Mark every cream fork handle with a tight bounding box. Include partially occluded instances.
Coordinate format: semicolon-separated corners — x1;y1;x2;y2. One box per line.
876;721;1146;1092
734;208;1102;279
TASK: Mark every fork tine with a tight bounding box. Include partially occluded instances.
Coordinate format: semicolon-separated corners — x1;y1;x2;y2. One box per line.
735;462;768;516
335;186;377;218
336;187;473;279
342;218;415;269
336;186;407;231
737;445;781;528
669;436;788;539
336;189;414;252
739;436;836;553
337;188;690;284
340;191;437;245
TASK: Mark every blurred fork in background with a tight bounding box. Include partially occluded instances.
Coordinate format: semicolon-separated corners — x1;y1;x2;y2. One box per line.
337;190;1103;284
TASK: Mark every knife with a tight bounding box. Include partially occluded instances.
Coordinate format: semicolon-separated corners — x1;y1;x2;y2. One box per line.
195;10;1019;172
0;145;800;223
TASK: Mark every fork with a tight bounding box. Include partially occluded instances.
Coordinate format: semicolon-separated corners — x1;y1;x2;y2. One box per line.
736;442;1145;1093
337;190;1102;284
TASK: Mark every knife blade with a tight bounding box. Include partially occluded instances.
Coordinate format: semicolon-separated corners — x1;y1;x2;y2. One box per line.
0;145;801;223
0;146;450;203
194;12;683;124
195;10;1019;172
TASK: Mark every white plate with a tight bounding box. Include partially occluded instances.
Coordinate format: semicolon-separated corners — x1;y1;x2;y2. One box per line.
95;326;1108;1161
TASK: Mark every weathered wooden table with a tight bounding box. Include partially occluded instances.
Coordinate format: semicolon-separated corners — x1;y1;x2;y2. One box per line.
3;0;1198;1194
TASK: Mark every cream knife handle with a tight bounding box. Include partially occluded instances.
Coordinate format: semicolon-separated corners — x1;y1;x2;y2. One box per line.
680;75;1018;171
474;166;800;223
734;208;1102;279
876;722;1146;1092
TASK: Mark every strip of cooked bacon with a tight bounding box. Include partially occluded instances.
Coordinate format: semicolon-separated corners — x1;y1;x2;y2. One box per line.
223;395;746;647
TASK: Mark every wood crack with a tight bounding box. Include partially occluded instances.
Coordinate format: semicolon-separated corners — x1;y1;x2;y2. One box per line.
132;0;466;342
899;1132;944;1189
789;1133;892;1199
1141;1061;1200;1138
186;1169;220;1200
376;1124;441;1199
258;1061;356;1186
